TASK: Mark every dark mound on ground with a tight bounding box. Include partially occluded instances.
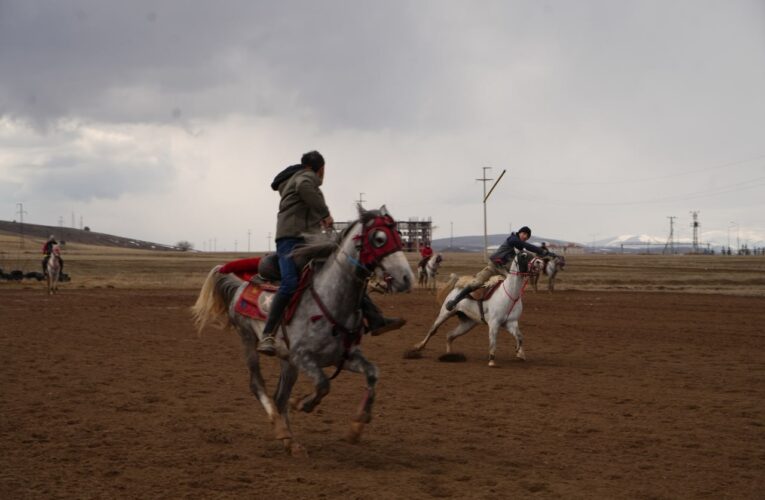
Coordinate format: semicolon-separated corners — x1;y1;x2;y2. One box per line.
438;353;467;362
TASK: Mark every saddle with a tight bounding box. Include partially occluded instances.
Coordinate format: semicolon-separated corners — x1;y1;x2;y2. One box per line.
225;254;318;323
468;280;503;301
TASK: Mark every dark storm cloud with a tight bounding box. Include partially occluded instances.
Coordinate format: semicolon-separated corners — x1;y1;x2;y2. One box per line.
0;1;453;130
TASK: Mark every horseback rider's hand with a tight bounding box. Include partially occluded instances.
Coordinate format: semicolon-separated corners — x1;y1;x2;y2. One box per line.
321;215;334;229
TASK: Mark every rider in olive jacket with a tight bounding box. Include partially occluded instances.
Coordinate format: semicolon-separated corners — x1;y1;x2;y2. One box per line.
258;151;406;356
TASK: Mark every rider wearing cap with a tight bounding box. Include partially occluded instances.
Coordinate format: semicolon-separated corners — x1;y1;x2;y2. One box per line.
258;151;406;356
446;226;552;311
41;235;64;277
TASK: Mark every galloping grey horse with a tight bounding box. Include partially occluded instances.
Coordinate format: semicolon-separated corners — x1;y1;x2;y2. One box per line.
192;206;413;456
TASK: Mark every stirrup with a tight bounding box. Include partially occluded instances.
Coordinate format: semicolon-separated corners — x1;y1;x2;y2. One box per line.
257;336;277;356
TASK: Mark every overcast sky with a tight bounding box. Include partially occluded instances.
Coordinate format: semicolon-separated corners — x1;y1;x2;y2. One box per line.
1;0;763;250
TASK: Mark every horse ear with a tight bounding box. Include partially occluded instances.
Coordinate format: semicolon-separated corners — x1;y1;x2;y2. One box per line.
379;205;389;217
356;203;365;217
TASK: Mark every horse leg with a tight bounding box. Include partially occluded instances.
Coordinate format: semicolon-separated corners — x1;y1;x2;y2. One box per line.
549;273;556;293
532;273;539;293
488;322;501;367
506;320;525;360
290;353;330;414
342;349;379;443
272;359;306;457
445;315;477;354
414;309;453;351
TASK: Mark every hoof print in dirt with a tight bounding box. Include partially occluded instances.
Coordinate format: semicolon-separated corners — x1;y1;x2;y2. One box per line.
438;353;467;363
402;349;423;359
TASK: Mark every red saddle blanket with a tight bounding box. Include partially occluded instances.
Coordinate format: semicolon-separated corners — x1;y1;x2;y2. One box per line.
234;282;278;320
233;265;314;323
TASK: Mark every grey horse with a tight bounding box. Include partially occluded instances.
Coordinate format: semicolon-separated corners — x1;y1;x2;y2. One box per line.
191;206;413;456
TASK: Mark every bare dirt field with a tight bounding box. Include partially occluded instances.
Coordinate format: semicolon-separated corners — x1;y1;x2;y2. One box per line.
1;249;764;498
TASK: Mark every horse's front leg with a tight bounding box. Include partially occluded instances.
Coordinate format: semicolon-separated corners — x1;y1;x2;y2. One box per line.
343;348;378;443
506;320;525;360
272;359;306;457
290;351;330;414
488;322;501;367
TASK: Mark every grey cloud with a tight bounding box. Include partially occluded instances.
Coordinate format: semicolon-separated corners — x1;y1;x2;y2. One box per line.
13;153;174;201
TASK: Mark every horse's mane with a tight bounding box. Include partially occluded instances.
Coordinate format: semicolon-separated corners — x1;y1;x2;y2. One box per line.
290;208;382;262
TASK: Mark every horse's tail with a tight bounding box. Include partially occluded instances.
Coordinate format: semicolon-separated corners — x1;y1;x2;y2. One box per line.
190;265;243;335
437;273;458;304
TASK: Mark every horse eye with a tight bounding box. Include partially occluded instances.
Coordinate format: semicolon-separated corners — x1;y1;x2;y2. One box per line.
370;230;388;248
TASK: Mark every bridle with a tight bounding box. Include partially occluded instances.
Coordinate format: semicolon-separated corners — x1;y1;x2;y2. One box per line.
501;253;537;317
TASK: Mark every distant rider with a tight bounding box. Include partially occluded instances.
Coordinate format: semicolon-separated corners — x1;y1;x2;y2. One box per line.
41;235;64;277
446;226;552;311
258;151;406;356
418;242;434;272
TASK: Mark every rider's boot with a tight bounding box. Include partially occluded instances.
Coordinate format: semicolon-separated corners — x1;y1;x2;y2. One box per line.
258;293;291;356
361;294;406;336
446;286;475;311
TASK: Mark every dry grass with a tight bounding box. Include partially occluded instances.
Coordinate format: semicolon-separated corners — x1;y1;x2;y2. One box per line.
2;233;764;295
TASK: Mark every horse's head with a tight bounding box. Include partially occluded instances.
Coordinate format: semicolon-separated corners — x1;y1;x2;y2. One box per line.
357;205;413;292
434;254;443;265
52;244;61;256
512;251;537;275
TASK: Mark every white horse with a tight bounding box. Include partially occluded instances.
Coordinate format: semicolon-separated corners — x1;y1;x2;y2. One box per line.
531;255;566;293
417;254;443;290
46;244;62;295
414;252;539;367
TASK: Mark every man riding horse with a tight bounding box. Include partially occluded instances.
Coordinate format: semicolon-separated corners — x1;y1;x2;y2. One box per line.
418;242;434;273
445;226;553;311
258;151;406;356
41;235;63;277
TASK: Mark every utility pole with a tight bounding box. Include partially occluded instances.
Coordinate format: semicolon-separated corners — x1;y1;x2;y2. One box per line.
15;202;28;249
663;216;676;254
234;240;238;252
247;229;251;253
690;211;700;253
476;168;507;260
356;192;366;206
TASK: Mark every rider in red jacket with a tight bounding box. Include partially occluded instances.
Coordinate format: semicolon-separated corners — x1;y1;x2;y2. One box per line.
418;243;434;270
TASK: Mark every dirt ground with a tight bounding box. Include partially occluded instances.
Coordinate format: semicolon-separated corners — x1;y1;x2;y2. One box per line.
2;282;763;499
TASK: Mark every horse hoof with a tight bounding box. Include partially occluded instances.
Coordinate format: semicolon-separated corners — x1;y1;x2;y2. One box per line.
516;349;526;361
346;422;365;444
289;442;309;458
488;360;497;367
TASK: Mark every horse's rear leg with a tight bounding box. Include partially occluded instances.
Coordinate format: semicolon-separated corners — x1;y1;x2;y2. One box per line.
414;309;453;351
242;326;303;456
272;360;306;457
488;323;502;367
445;315;477;354
343;349;378;443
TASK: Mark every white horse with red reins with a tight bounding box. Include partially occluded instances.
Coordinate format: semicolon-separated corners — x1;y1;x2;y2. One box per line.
413;252;540;367
417;254;442;291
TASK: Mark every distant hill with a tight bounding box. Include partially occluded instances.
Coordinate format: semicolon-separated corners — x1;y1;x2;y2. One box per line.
0;220;180;251
431;234;582;252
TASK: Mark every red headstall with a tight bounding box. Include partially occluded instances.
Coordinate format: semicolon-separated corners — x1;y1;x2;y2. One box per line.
356;215;403;269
